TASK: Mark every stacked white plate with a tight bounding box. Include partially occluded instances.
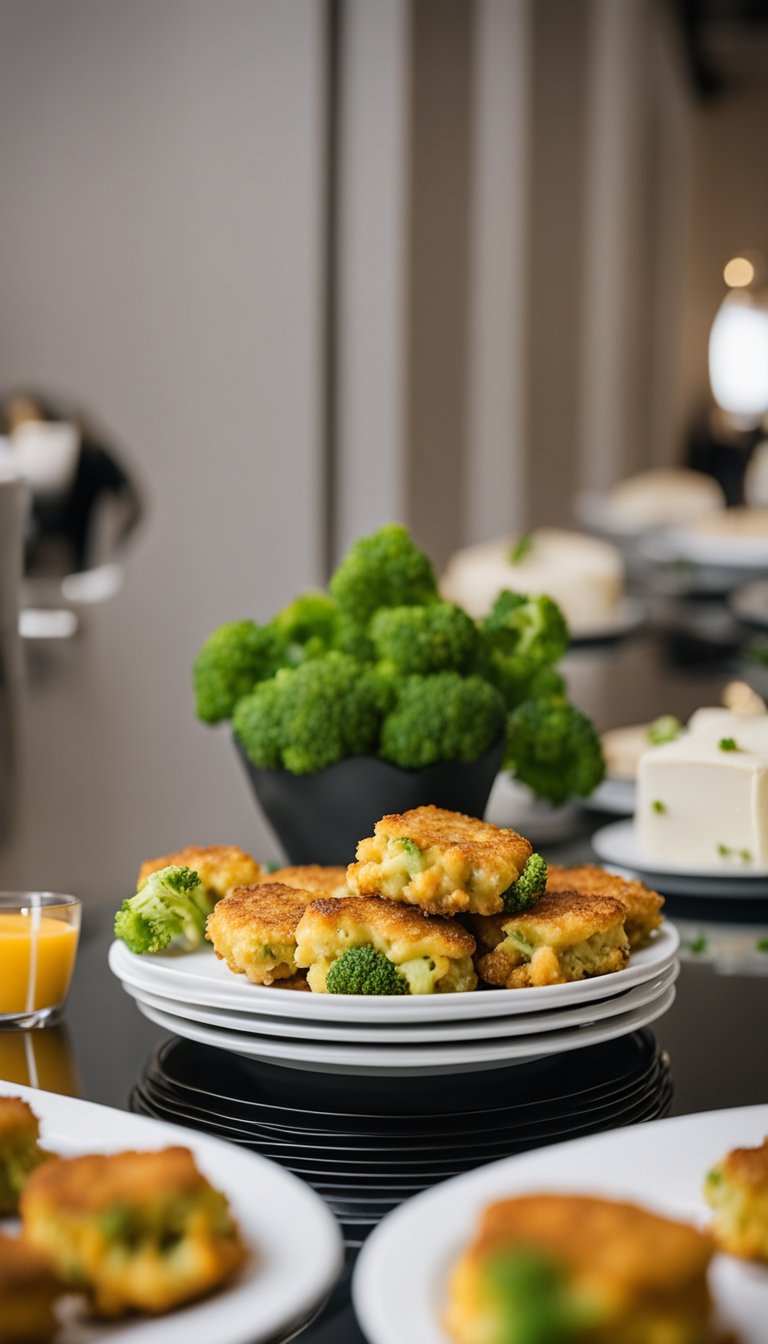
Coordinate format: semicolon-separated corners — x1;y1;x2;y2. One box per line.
109;926;679;1077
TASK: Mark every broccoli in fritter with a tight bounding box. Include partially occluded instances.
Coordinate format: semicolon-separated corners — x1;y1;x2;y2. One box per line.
0;1097;49;1216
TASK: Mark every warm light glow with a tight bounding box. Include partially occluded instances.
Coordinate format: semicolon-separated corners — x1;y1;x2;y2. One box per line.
724;256;755;288
709;292;768;424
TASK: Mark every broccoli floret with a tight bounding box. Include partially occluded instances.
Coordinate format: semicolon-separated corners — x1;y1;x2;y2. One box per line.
479;592;569;708
504;694;605;805
325;945;408;995
233;652;384;775
193;620;285;724
114;865;213;955
370;602;480;675
646;714;683;745
502;853;547;913
329;524;438;627
484;1249;587;1344
333;612;377;664
267;592;339;662
379;672;506;769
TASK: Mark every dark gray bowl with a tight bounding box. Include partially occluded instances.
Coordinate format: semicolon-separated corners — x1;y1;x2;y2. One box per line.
235;737;505;865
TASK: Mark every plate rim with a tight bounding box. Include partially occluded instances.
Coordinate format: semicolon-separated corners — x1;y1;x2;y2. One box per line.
592;817;768;888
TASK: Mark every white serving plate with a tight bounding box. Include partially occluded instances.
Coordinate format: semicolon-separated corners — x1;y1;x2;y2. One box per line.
585;776;636;815
0;1081;343;1344
592;819;768;895
567;596;646;647
353;1104;768;1344
118;963;678;1044
109;924;679;1023
134;982;677;1076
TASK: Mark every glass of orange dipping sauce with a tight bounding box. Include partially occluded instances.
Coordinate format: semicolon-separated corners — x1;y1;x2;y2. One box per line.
0;893;81;1028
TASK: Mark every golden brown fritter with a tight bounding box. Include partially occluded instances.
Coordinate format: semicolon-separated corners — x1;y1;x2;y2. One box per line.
705;1135;768;1262
0;1097;49;1216
347;806;533;916
206;882;314;985
0;1232;61;1343
21;1146;247;1317
257;865;350;898
547;864;664;949
138;844;262;898
445;1193;719;1344
471;889;629;988
295;894;477;993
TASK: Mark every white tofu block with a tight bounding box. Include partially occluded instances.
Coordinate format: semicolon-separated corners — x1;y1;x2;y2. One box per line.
687;707;768;755
636;734;768;868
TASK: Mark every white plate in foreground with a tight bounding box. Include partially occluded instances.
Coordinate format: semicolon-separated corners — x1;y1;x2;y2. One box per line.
592;819;768;895
134;982;677;1076
0;1080;343;1344
109;925;679;1022
353;1104;768;1344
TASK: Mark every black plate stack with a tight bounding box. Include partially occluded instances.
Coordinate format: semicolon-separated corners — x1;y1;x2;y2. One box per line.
132;1030;672;1249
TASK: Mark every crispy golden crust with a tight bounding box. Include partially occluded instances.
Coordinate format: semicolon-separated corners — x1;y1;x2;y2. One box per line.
299;896;475;957
138;844;262;897
0;1233;60;1344
547;864;664;949
22;1148;247;1317
0;1097;39;1143
719;1138;768;1188
0;1232;59;1292
472;889;629;988
22;1147;206;1214
348;806;532;916
706;1138;768;1262
257;865;350;898
206;883;313;985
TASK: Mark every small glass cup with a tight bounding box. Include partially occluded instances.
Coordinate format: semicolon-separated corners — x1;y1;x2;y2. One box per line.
0;893;81;1029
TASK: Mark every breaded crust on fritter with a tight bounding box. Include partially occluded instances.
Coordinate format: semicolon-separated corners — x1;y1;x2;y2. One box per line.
295;895;477;993
348;805;532;916
0;1232;61;1344
547;863;664;949
471;889;629;988
206;882;314;985
705;1136;768;1262
138;844;262;897
0;1097;49;1216
21;1147;247;1317
257;865;350;898
445;1193;717;1344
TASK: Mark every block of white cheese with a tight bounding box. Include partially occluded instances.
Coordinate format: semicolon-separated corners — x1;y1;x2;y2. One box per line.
636;733;768;868
687;708;768;754
440;528;623;633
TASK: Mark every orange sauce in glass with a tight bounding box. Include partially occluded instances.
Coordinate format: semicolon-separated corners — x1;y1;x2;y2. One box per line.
0;914;79;1014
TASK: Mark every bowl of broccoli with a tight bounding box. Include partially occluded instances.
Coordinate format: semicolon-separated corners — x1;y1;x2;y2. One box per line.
192;525;604;863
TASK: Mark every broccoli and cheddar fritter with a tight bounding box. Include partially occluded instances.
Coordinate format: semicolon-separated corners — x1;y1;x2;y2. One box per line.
471;889;629;988
0;1232;61;1344
347;805;539;917
138;844;262;898
0;1097;49;1216
705;1135;768;1262
445;1193;720;1344
295;895;477;995
546;864;664;950
206;882;315;985
21;1146;247;1318
257;865;350;899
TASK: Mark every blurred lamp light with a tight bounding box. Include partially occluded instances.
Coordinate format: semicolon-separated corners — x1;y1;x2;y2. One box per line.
723;256;755;288
708;290;768;426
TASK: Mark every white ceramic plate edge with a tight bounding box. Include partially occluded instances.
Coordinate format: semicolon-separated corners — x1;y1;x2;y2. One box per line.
592;819;768;887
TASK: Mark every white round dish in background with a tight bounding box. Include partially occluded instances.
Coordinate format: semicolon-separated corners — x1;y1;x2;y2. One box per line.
584;776;636;815
134;982;677;1076
109;925;679;1023
118;963;678;1044
0;1080;343;1344
647;518;768;570
352;1104;768;1344
592;818;768;894
566;596;646;647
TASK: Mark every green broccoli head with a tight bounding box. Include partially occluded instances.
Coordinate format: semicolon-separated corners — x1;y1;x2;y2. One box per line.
233;651;384;775
484;1249;589;1344
193;620;286;724
329;524;438;627
379;672;506;769
480;592;570;709
502;853;547;913
370;602;480;676
325;945;408;995
114;865;213;955
267;592;339;663
504;694;605;805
